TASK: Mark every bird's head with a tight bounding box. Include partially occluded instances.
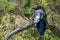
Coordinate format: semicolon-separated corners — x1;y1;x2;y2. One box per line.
33;6;45;12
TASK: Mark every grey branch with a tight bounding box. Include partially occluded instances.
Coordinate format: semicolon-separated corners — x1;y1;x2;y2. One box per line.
46;24;60;38
4;23;34;40
4;23;60;40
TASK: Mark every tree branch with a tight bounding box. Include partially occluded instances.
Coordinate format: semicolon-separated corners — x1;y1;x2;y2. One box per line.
46;24;60;38
4;23;60;40
4;23;34;40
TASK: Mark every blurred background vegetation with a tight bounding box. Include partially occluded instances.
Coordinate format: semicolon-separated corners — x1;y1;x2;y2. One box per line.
0;0;60;40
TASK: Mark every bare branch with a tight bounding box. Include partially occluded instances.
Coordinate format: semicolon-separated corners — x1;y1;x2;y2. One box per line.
4;23;34;40
46;24;60;38
4;23;60;40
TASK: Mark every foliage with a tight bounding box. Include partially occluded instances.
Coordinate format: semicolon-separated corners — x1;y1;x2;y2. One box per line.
0;0;60;40
0;0;18;13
